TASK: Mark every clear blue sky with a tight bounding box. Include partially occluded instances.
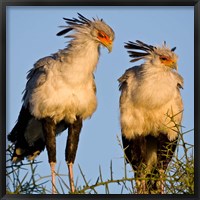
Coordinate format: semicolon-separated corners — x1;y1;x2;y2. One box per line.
6;6;194;194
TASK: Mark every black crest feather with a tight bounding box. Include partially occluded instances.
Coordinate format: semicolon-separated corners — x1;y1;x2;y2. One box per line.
164;41;176;52
56;28;73;36
57;13;91;37
124;40;155;63
171;47;176;52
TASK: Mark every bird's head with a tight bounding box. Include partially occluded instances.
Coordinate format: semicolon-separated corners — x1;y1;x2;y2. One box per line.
57;13;115;53
125;40;178;70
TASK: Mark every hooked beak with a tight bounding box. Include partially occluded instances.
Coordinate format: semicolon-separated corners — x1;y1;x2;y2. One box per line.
164;59;178;70
171;62;178;70
105;43;113;53
101;40;113;53
99;37;113;53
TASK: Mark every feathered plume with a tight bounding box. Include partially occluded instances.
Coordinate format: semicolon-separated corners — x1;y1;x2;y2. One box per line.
124;40;156;63
57;13;92;36
125;40;176;63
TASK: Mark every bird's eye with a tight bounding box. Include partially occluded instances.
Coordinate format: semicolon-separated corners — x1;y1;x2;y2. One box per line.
98;32;106;38
160;57;167;61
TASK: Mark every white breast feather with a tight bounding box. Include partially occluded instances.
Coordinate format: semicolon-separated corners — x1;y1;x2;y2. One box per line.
26;41;99;124
120;65;183;141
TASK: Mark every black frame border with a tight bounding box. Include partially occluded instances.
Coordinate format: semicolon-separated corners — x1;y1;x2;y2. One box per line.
0;0;199;200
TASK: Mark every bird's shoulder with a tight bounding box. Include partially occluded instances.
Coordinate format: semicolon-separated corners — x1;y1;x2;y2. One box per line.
22;50;70;104
118;65;142;91
23;55;57;97
26;54;60;81
34;54;57;69
171;71;184;89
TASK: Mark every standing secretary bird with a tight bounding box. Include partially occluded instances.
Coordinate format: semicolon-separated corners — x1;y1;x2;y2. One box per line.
8;13;114;194
119;40;183;194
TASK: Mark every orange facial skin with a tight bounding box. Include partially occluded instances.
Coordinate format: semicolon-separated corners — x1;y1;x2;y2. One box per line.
159;55;177;69
97;30;113;52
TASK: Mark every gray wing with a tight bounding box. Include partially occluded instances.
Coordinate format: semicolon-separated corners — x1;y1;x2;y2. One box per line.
22;56;56;108
118;65;142;92
173;72;184;90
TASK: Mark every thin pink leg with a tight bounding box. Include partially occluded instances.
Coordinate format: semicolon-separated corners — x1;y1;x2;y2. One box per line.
68;162;75;193
136;178;146;194
159;169;165;194
50;162;56;194
160;178;165;194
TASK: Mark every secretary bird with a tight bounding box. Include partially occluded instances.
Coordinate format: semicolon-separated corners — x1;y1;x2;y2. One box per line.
8;13;114;194
118;40;183;194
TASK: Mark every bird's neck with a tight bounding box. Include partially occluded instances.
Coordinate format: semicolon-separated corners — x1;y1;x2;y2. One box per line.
60;37;100;74
142;62;172;76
